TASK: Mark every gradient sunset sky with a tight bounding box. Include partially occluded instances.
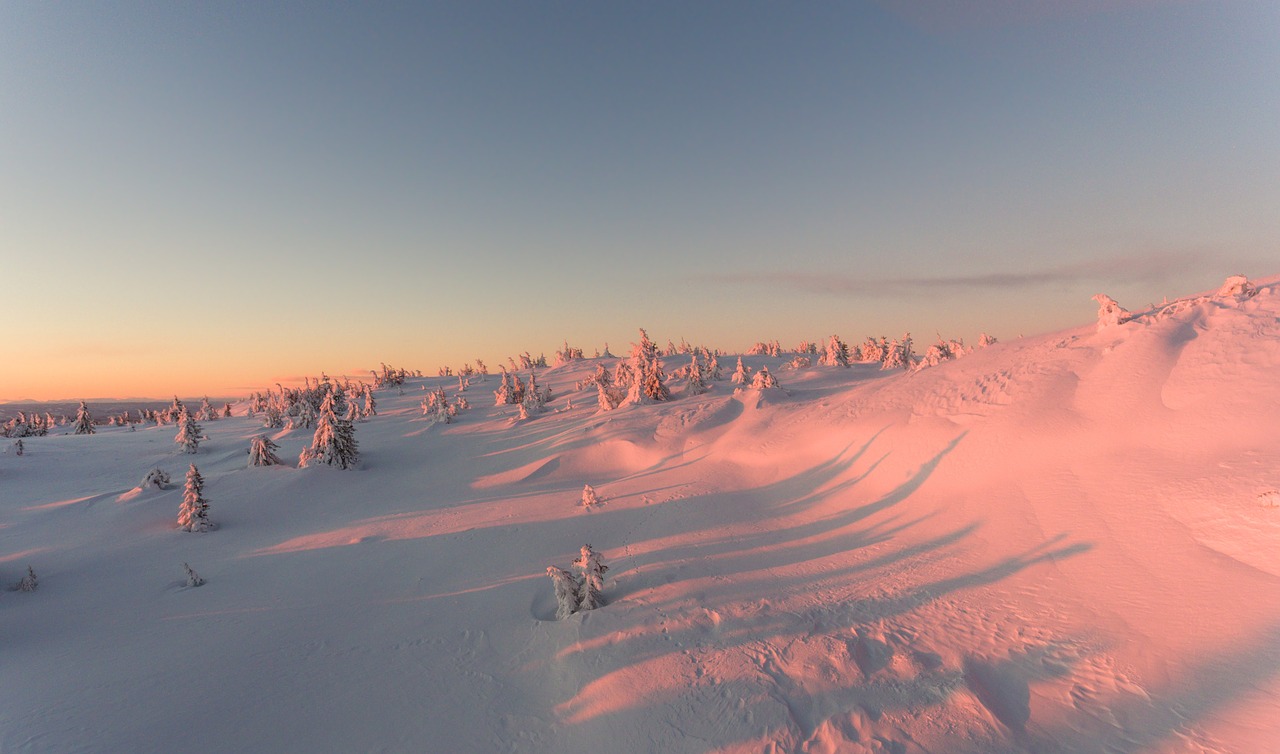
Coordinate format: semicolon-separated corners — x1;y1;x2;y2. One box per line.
3;1;1277;400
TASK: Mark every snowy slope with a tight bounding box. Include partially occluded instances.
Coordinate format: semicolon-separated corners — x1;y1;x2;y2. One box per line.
3;276;1278;754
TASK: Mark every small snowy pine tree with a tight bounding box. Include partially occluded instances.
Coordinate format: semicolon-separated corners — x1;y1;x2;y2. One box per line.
174;407;202;454
248;435;283;466
16;565;37;592
573;544;608;611
750;366;780;389
72;401;95;435
178;464;212;532
730;356;751;384
300;393;359;469
546;566;579;620
183;562;205;587
581;483;601;508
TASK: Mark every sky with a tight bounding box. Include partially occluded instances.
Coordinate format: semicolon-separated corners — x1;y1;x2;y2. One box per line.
2;1;1277;401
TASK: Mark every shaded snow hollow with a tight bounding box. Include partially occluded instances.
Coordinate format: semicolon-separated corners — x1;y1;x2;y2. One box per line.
3;276;1279;753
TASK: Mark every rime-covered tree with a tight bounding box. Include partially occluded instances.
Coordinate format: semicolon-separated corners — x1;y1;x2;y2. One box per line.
362;390;377;418
573;544;608;611
685;355;708;395
300;393;359;469
977;333;998;348
820;335;850;367
222;403;233;418
16;565;37;592
546;566;579;620
581;483;601;508
708;354;723;381
881;333;914;370
178;464;212;532
750;366;780;389
730;356;751;385
174;408;202;454
72;401;95;435
1093;293;1130;329
631;328;658;366
199;396;217;422
248;435;283;467
183;562;205;587
493;370;515;406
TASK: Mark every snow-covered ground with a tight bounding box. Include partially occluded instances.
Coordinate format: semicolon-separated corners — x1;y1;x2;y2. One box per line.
3;276;1278;753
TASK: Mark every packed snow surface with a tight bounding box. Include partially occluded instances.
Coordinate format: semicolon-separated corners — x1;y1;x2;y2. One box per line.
3;277;1279;753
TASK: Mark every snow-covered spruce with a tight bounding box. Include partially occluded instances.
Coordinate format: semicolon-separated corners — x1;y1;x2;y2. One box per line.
15;565;38;592
546;566;579;620
174;407;202;454
248;435;283;467
730;356;751;385
300;393;359;469
178;464;213;532
141;468;171;490
750;365;780;389
573;544;608;611
183;562;205;587
72;400;95;435
820;335;850;367
685;355;708;396
581;483;601;508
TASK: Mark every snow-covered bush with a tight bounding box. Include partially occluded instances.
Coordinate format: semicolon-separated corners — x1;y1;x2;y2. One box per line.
141;468;171;490
581;483;601;508
178;464;212;532
248;435;283;467
183;562;205;587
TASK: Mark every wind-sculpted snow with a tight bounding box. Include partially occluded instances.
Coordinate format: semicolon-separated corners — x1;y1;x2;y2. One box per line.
2;276;1278;753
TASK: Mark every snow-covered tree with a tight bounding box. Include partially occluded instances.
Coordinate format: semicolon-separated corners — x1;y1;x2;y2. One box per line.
72;401;95;435
820;335;850;367
493;370;515;406
1093;293;1130;329
174;408;202;454
750;366;780;389
141;468;171;490
16;565;37;592
881;334;914;370
248;435;283;466
178;464;212;532
300;393;359;469
183;562;205;587
1217;274;1257;299
546;566;579;620
730;356;751;385
708;354;722;381
685;355;708;395
573;544;608;611
362;390;377;418
596;381;620;412
977;332;998;348
581;483;601;508
222;403;233;418
199;396;217;422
